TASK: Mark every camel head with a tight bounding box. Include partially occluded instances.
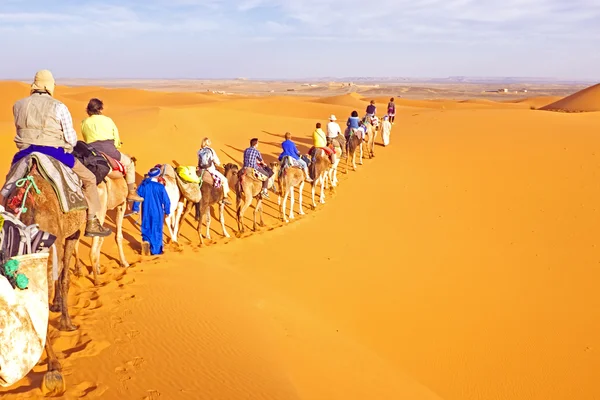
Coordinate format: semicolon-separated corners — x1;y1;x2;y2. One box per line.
223;163;239;177
130;156;137;165
269;161;280;176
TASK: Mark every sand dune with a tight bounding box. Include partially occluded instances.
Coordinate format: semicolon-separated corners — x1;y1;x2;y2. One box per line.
1;81;600;400
540;83;600;112
311;93;368;109
505;95;562;109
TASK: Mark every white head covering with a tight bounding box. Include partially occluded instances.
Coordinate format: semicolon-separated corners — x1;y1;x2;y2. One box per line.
329;114;336;121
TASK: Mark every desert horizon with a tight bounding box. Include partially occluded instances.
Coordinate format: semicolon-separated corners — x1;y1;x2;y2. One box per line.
0;74;599;400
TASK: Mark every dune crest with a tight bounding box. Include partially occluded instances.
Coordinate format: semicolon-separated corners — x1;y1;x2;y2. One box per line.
540;83;600;112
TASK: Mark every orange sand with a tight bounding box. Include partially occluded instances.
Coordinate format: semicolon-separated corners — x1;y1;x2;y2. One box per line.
541;83;600;112
1;82;600;400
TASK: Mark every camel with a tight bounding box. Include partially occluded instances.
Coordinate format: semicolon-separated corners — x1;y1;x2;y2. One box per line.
73;172;130;286
346;131;364;171
161;164;237;245
276;158;306;223
5;163;87;395
160;164;186;245
362;120;377;159
309;149;332;208
192;164;239;243
327;140;343;187
235;163;278;233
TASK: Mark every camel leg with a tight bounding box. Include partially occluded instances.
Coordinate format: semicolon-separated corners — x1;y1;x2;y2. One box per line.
176;201;192;240
165;214;175;243
89;236;101;286
281;187;289;223
298;181;305;215
320;177;326;204
345;146;350;174
73;239;83;278
115;202;129;268
205;205;212;240
252;199;259;231
220;202;230;238
289;185;295;220
172;201;185;242
50;244;64;313
41;333;66;396
258;199;266;227
59;237;77;332
241;194;254;232
352;150;357;171
311;182;317;209
359;143;364;164
236;195;245;233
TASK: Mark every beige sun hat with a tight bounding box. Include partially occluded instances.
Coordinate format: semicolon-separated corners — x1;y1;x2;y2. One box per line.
30;69;55;96
329;114;336;121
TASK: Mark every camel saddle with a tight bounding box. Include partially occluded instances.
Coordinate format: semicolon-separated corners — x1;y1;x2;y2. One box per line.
1;153;87;214
240;167;268;182
100;152;126;180
279;157;302;178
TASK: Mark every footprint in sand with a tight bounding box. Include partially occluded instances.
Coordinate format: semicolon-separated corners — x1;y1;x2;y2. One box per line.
143;389;161;400
126;330;141;340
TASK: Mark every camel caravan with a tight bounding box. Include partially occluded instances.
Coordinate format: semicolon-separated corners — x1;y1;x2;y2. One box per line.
0;70;393;394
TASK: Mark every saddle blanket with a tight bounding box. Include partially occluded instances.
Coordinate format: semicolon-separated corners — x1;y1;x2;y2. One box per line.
279;157;303;178
248;168;267;182
1;152;87;214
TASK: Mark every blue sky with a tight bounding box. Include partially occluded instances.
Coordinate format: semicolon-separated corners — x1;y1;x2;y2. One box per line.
0;0;599;80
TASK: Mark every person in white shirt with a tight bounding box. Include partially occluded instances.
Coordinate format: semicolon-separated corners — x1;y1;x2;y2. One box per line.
197;137;232;205
381;115;392;146
326;114;346;158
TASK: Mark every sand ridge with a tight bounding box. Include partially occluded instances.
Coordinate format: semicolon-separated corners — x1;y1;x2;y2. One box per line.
541;83;600;112
0;81;600;399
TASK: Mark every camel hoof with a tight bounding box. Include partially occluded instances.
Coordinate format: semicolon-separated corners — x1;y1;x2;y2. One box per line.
224;233;231;238
49;303;61;313
290;214;295;220
73;268;83;278
299;211;305;215
41;370;66;397
59;320;78;332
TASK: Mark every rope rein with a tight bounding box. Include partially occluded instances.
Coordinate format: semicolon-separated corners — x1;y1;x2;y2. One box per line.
15;175;41;216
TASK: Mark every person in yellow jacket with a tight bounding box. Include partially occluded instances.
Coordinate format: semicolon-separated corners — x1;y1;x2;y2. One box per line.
81;98;143;202
311;122;335;163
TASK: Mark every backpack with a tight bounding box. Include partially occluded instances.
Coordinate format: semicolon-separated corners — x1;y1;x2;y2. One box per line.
0;211;56;267
198;148;214;169
71;141;111;185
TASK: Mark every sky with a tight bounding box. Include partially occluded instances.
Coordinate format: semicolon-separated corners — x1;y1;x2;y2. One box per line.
0;0;599;80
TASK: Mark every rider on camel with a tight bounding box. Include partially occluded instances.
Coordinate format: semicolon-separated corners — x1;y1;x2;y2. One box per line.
243;138;274;198
197;137;232;205
81;98;144;202
6;70;111;237
279;132;312;182
310;122;336;164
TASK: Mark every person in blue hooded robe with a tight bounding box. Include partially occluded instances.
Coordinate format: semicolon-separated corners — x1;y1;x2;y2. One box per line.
132;167;170;255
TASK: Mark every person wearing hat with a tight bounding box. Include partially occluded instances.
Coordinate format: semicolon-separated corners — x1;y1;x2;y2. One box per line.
131;167;171;255
10;69;111;237
81;98;144;202
326;114;346;158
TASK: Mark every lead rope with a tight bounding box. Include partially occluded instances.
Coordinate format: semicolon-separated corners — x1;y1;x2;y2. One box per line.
14;175;41;219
